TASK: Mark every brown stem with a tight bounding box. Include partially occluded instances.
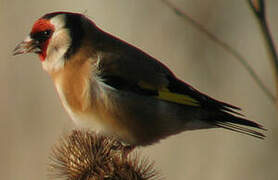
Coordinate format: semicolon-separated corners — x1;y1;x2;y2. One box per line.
160;0;275;102
248;0;278;106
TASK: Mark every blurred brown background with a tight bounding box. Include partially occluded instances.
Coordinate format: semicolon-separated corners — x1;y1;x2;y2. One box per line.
1;0;277;179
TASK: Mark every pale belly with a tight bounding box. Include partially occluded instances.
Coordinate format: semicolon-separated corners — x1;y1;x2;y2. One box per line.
55;82;105;132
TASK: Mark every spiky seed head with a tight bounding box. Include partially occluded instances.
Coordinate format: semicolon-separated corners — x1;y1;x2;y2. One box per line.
49;129;159;180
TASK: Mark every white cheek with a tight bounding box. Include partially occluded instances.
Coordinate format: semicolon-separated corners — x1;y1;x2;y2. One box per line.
42;56;65;72
50;15;65;29
42;29;71;72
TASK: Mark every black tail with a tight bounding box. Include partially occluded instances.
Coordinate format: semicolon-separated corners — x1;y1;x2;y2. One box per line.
210;112;266;139
167;76;266;139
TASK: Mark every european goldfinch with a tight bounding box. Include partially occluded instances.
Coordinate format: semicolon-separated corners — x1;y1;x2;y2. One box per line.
13;12;265;146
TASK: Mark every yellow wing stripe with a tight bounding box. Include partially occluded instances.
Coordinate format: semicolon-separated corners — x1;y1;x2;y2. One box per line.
158;88;200;107
138;81;200;107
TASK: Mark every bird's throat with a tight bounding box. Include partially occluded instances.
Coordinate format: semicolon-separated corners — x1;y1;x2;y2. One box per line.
38;39;51;61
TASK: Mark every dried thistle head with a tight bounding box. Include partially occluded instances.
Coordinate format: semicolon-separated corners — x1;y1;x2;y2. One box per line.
49;130;159;180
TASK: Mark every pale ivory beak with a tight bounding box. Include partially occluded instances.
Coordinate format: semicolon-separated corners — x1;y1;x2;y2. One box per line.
13;36;41;56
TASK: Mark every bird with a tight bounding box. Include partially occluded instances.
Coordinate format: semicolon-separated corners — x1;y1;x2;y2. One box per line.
13;11;265;146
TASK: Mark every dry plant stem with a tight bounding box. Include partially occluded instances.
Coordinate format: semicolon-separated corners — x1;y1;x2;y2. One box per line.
160;0;275;103
248;0;278;104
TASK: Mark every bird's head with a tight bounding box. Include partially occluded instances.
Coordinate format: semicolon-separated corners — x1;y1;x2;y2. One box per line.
13;12;92;73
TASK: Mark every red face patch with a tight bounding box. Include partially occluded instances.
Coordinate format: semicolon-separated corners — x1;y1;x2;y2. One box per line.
31;19;54;34
31;19;55;61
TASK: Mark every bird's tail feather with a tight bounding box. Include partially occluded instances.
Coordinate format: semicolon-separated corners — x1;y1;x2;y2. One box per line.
209;113;266;139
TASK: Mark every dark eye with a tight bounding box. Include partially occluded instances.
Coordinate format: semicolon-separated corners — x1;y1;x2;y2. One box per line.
31;30;52;43
43;30;51;36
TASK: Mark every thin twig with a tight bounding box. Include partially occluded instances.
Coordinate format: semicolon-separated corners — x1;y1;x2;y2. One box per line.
248;0;278;104
160;0;275;103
